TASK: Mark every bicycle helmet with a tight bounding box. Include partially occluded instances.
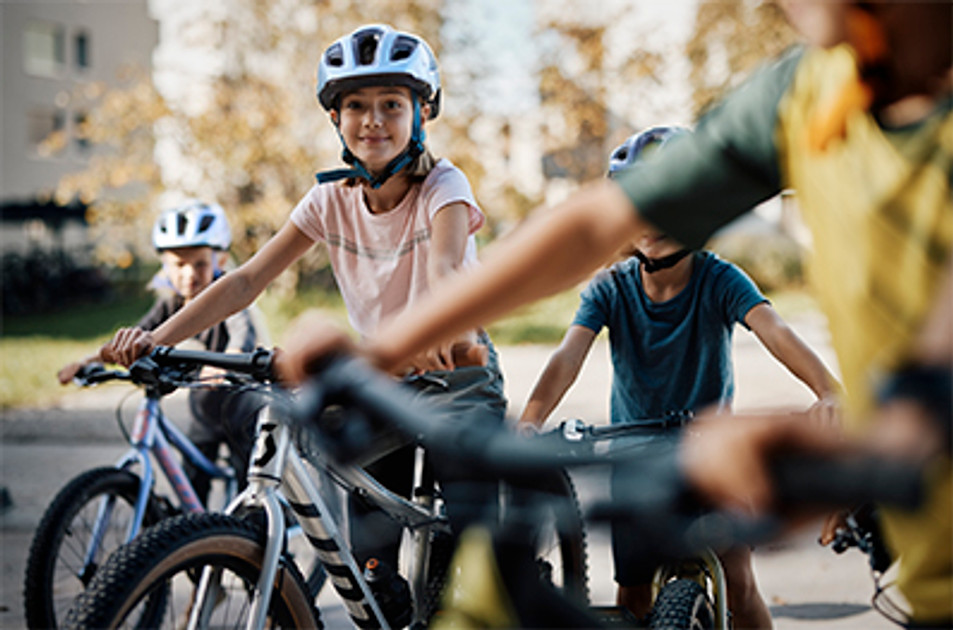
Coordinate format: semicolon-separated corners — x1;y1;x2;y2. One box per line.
317;24;441;119
607;125;689;178
610;127;692;273
152;201;231;252
315;25;440;189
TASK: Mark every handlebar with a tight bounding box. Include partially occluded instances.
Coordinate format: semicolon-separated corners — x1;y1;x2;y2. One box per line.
73;363;133;386
293;356;925;511
83;347;278;395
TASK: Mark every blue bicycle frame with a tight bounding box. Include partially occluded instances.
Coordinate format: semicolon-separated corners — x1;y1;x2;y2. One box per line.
83;387;237;573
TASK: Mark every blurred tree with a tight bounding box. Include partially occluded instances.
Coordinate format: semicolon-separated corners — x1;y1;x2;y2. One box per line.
54;0;448;294
685;0;798;117
534;1;689;186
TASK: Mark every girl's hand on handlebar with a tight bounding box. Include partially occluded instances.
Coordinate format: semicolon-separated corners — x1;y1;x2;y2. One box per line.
406;342;456;374
100;328;156;367
405;339;489;374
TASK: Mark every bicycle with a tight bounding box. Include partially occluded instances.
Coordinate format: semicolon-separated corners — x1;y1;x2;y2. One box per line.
65;355;925;629
507;415;729;629
290;358;920;629
23;347;312;629
63;349;588;629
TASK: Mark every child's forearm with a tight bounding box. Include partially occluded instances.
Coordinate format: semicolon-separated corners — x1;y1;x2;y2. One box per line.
519;341;590;427
748;305;840;400
776;328;840;399
152;272;259;347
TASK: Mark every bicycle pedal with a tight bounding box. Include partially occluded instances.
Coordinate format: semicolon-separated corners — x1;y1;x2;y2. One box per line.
588;605;642;628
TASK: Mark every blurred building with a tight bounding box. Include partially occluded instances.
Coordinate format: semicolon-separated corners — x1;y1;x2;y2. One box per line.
0;1;158;254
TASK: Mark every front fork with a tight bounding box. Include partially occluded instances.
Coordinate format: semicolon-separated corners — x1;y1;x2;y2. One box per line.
186;403;390;630
81;398;158;581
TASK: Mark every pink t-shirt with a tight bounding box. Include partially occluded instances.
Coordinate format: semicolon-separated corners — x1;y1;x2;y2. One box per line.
290;158;485;337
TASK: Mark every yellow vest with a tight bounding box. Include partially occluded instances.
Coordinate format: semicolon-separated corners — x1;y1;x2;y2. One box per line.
778;45;953;622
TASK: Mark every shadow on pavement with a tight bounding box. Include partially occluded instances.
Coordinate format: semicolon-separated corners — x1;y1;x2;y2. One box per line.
770;602;871;620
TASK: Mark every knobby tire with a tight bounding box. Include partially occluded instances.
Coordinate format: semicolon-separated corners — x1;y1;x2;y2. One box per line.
63;512;320;630
24;467;163;629
649;579;715;630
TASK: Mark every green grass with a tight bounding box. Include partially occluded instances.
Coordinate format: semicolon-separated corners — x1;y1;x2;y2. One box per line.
1;294;154;409
0;285;578;409
0;283;819;409
485;290;578;345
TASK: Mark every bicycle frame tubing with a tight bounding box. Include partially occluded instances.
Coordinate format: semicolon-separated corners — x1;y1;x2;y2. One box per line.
188;402;447;630
84;388;235;574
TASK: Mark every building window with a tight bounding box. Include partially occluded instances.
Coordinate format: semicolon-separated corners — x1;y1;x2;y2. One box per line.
74;111;91;152
74;30;90;69
28;108;67;156
23;21;65;77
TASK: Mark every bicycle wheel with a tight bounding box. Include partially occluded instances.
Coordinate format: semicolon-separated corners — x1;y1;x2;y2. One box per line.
513;469;589;604
24;467;165;629
649;579;715;630
63;512;320;630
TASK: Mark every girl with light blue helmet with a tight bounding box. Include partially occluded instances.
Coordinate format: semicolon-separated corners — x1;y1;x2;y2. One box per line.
100;24;506;583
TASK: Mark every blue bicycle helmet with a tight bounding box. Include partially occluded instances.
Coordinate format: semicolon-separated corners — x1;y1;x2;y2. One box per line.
609;126;692;272
607;125;689;178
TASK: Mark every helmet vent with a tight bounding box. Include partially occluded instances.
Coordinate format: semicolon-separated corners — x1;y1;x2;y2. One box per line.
176;213;188;235
325;43;344;67
197;215;214;233
354;28;382;65
391;36;418;61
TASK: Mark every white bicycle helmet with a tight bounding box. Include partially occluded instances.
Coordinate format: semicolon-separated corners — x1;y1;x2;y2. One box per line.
608;125;689;177
317;24;441;119
152;201;231;251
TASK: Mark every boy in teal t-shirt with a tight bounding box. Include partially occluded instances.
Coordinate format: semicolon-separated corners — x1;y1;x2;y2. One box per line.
519;127;840;625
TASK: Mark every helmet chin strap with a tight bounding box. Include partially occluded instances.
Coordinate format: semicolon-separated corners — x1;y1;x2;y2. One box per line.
635;248;692;273
316;98;425;189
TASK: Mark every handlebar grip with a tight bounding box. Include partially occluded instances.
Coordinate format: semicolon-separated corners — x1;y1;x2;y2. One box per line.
150;347;276;381
75;363;130;385
771;454;924;511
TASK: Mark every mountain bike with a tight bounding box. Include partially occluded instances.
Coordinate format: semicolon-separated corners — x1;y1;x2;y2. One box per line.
504;416;729;629
23;348;322;629
62;348;588;629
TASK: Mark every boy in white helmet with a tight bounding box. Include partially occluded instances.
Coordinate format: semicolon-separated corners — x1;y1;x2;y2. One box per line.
100;25;506;577
59;200;267;504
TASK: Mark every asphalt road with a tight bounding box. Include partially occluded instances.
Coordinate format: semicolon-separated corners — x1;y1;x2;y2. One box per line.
1;313;898;628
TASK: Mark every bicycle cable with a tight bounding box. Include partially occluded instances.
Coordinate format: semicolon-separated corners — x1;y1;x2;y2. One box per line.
114;388;137;445
870;572;911;628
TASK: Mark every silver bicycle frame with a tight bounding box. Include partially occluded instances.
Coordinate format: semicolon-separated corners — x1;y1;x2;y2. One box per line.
187;401;450;630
